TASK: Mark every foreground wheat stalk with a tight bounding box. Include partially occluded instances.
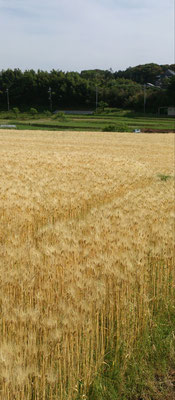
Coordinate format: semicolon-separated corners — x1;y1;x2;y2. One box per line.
0;130;174;399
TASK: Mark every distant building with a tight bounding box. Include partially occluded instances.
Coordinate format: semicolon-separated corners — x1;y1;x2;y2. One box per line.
168;107;175;116
156;69;175;87
158;106;175;116
53;110;94;115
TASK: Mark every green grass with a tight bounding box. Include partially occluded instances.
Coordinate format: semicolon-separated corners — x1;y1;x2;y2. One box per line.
0;109;174;132
86;304;175;400
158;174;173;182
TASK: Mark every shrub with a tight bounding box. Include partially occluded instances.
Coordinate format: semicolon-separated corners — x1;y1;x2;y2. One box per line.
12;107;20;117
115;123;130;132
95;108;103;115
95;101;109;114
158;174;172;181
102;123;129;132
43;110;52;117
53;111;67;121
102;124;116;132
30;108;38;117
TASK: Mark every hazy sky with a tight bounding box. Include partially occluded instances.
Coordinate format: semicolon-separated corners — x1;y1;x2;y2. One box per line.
0;0;174;72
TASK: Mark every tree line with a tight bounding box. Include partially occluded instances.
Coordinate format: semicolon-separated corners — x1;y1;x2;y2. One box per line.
0;63;174;112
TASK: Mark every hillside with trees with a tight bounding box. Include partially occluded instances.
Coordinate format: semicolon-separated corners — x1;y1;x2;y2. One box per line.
0;63;174;112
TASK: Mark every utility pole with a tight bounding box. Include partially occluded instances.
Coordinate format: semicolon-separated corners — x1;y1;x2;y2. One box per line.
95;86;98;111
6;88;10;111
48;87;52;112
143;84;146;114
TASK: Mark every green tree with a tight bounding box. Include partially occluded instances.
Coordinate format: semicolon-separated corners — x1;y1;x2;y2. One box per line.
12;107;20;117
30;107;38;117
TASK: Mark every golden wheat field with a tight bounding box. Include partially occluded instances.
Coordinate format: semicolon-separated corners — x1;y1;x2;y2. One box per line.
0;130;174;400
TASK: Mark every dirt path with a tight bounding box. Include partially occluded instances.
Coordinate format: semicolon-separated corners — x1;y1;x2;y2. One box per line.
150;370;175;400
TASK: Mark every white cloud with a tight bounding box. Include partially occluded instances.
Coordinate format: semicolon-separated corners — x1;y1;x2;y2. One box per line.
0;0;174;71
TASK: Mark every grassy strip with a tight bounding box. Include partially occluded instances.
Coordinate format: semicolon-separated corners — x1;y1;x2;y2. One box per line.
86;305;175;400
0;122;102;132
0;109;174;131
0;120;174;133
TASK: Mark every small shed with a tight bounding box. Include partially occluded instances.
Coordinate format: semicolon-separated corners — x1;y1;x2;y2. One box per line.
168;107;175;117
158;106;175;116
